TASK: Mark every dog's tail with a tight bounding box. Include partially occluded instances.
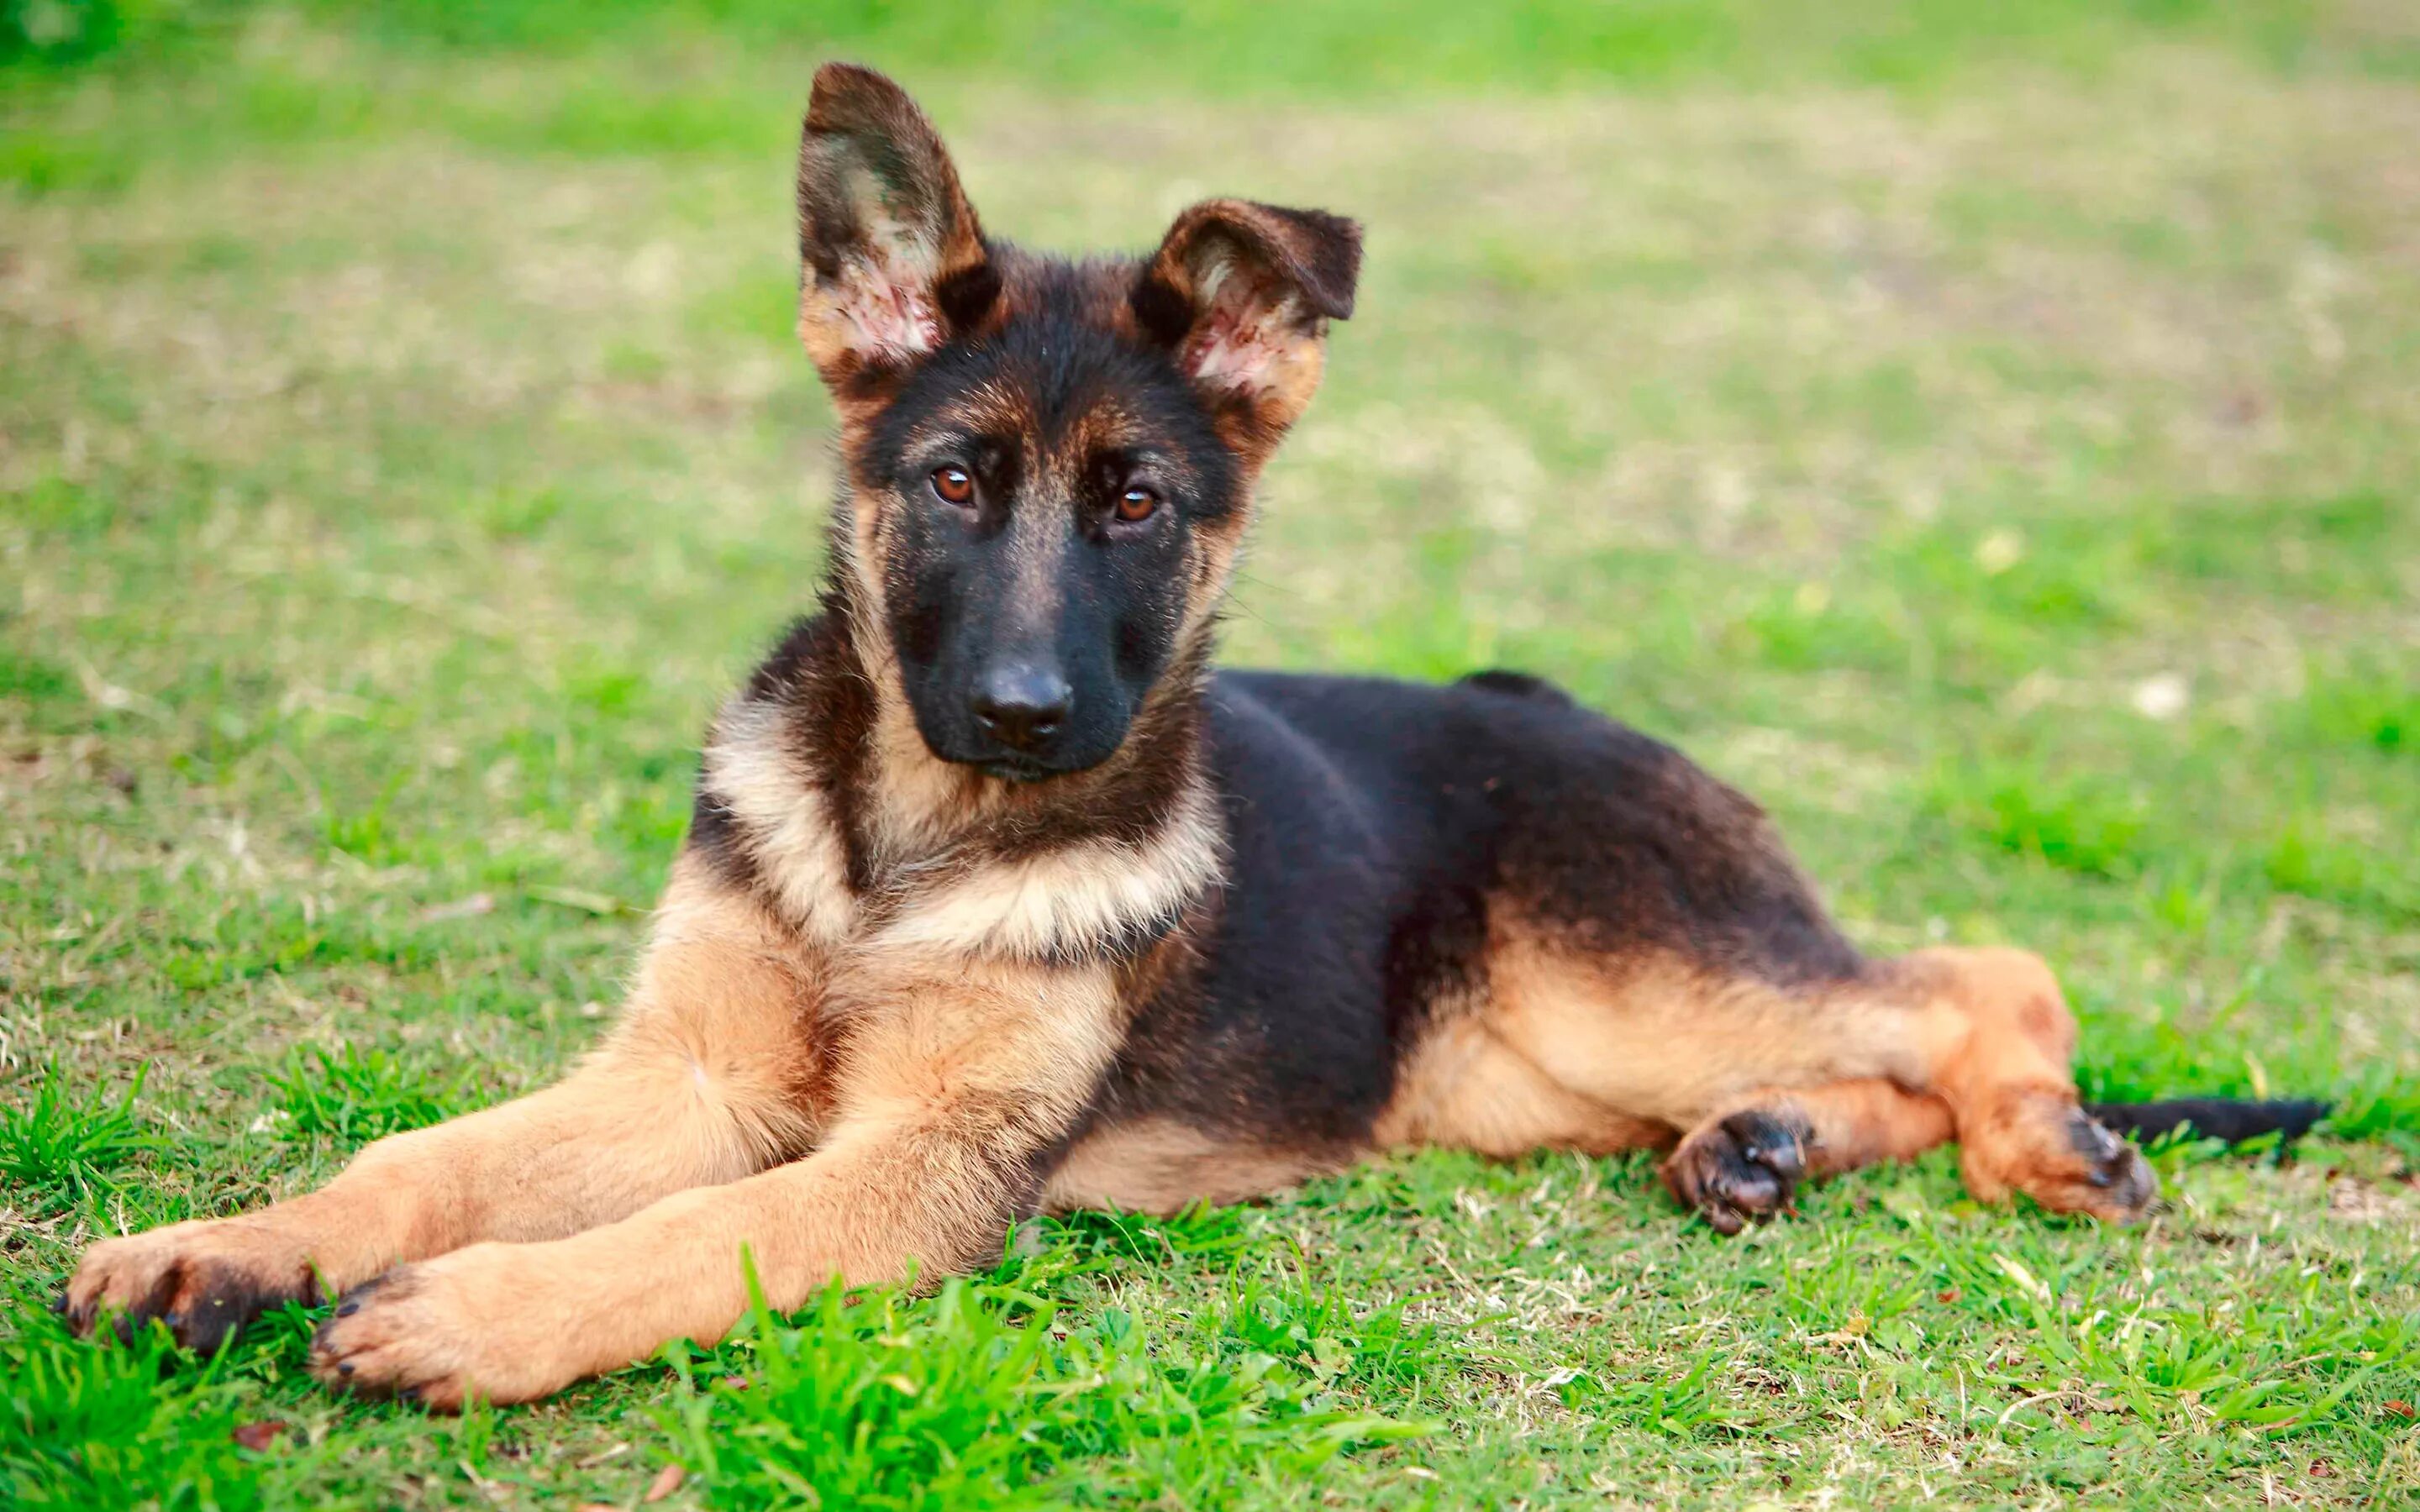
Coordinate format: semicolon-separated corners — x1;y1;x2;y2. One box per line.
2086;1097;2330;1146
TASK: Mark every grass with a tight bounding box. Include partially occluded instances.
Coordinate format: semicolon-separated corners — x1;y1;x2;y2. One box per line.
4;2;2419;1506
0;1065;152;1204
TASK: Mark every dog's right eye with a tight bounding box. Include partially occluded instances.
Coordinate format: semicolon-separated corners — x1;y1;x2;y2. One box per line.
930;467;976;507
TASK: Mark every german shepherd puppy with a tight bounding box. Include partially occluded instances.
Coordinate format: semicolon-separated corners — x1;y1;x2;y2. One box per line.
60;66;2323;1408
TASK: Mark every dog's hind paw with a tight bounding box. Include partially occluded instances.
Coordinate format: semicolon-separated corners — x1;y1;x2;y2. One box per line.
1664;1106;1812;1236
1960;1092;2159;1222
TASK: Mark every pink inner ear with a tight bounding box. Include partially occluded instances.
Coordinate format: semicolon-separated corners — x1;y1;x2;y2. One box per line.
1181;264;1299;396
825;252;943;363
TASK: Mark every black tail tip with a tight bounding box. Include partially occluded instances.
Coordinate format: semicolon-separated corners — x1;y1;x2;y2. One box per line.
2086;1097;2331;1145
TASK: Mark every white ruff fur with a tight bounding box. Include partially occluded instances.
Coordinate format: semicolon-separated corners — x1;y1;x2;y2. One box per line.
708;690;1224;961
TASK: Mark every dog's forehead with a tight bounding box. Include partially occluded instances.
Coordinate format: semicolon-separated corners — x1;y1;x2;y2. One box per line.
906;373;1162;455
888;275;1202;466
992;249;1146;332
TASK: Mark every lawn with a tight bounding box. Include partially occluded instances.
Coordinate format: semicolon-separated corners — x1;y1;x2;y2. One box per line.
4;2;2419;1506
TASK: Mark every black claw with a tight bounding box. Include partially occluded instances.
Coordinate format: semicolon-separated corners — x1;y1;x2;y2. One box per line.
337;1361;355;1377
49;1291;68;1318
397;1386;422;1404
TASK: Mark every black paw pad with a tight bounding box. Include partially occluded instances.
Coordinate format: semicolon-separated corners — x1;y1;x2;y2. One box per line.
313;1275;388;1355
1667;1106;1814;1236
177;1270;285;1357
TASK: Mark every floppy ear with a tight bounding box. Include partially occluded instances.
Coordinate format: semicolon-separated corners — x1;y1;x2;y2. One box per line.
795;63;997;386
1135;198;1361;444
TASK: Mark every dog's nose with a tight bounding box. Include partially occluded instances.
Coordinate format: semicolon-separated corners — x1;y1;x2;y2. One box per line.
971;664;1072;754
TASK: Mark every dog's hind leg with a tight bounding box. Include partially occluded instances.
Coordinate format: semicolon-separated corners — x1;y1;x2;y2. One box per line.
1481;937;2154;1226
1881;944;2156;1220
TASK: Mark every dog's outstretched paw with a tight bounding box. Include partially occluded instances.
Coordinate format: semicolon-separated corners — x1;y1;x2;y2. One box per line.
310;1244;589;1410
58;1220;316;1353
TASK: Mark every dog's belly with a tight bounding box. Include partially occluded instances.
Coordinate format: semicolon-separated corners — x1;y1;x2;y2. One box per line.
1370;1004;1680;1158
1037;1116;1355;1216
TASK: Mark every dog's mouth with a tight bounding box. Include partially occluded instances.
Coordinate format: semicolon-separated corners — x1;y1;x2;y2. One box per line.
969;744;1127;783
976;756;1056;784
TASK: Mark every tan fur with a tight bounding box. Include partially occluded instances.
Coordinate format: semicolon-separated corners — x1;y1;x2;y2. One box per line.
308;950;1125;1406
1886;945;2128;1210
1041;1118;1345;1215
1373;1010;1672;1158
701;696;855;942
1394;929;2135;1223
1178;512;1253;645
1475;936;1924;1127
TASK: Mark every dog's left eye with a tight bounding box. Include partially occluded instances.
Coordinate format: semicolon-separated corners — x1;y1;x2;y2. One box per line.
1113;486;1159;524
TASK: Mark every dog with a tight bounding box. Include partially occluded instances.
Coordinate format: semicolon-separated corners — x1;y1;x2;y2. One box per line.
58;64;2324;1408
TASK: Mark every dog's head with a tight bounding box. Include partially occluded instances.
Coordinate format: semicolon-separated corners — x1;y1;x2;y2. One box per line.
794;64;1359;781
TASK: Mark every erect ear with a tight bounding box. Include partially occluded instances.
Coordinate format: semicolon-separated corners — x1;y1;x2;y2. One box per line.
1134;198;1361;444
795;63;997;387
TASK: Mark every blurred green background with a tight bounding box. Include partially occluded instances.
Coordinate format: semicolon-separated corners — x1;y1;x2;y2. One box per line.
4;2;2417;1507
9;0;2419;85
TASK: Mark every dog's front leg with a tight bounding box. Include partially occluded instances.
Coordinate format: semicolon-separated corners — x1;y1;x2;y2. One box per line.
60;861;821;1351
306;953;1121;1408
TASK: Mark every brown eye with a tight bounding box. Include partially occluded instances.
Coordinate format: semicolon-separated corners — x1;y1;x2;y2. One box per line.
931;466;975;507
1114;486;1159;523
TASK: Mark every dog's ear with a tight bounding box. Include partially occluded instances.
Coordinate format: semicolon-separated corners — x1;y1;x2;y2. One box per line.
795;63;997;386
1135;198;1360;444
